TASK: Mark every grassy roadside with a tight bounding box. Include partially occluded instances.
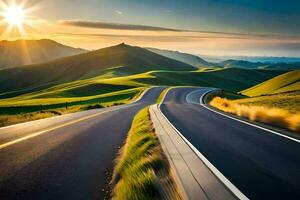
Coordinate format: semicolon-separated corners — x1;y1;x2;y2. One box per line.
111;107;182;200
156;87;170;104
0;88;146;128
209;95;300;132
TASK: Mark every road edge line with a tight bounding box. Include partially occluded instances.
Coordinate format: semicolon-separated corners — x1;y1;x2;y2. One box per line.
0;109;117;150
0;87;152;131
0;87;155;149
197;90;300;144
158;88;248;200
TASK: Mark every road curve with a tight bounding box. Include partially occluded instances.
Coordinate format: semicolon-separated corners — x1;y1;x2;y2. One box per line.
160;87;300;200
0;87;164;200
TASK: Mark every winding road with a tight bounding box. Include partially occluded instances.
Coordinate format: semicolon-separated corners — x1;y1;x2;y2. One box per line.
0;87;164;200
1;86;299;200
160;87;300;200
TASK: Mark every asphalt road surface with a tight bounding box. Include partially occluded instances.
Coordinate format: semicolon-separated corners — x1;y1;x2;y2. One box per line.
0;87;164;200
160;87;300;200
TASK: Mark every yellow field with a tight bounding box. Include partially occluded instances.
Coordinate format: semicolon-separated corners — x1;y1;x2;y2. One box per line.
210;97;300;132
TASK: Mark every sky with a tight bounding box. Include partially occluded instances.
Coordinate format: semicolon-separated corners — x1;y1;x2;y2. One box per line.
0;0;300;57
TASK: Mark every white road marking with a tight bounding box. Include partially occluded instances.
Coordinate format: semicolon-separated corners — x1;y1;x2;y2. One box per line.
193;89;300;144
160;87;249;200
0;109;116;150
0;87;154;149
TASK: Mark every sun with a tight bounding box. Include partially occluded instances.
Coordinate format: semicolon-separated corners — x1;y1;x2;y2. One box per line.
0;0;39;37
4;5;24;26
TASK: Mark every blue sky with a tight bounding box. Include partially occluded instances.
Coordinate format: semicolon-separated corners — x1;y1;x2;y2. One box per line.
38;0;300;36
2;0;300;56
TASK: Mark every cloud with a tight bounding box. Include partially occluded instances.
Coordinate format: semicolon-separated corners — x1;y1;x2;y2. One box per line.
59;20;181;32
58;20;300;41
56;32;252;41
115;10;123;15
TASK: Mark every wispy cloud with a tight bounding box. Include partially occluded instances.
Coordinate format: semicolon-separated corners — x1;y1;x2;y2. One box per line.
115;10;123;15
58;20;300;40
56;32;253;41
59;20;181;32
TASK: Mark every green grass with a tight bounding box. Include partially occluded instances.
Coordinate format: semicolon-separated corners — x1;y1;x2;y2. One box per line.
0;88;146;127
0;43;195;97
0;55;287;128
0;87;143;113
204;89;246;103
0;68;282;108
241;70;300;96
112;107;181;200
132;68;285;92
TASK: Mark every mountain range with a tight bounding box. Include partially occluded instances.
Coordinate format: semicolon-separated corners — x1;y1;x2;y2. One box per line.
147;48;212;67
0;43;195;97
220;59;300;70
1;39;299;71
0;39;87;69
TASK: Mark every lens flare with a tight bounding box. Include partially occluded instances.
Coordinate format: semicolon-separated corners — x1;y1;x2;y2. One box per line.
0;0;39;37
4;5;24;26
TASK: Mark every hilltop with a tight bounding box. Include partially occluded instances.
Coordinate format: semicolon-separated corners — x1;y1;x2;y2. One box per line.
0;39;87;68
0;43;195;97
242;70;300;96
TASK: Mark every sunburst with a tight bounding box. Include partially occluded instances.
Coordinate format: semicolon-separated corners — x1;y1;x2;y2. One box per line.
0;0;37;37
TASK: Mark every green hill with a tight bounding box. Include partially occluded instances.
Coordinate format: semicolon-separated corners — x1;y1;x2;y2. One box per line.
0;42;287;116
0;43;195;98
0;39;87;69
130;68;285;92
241;70;300;96
220;59;300;70
0;68;285;108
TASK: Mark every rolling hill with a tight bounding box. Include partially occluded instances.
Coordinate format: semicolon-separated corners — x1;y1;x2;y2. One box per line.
147;48;213;67
220;59;300;70
0;68;285;109
0;43;196;98
0;39;87;68
241;70;300;96
221;60;261;69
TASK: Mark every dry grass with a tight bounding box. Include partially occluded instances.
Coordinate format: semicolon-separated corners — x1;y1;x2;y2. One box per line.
156;87;170;104
0;111;60;127
112;107;182;200
210;97;300;132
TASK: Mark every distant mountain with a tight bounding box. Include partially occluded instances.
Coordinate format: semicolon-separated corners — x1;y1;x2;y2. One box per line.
147;48;212;67
0;39;87;68
0;43;195;96
221;60;260;69
242;70;300;96
220;59;300;70
261;62;300;70
200;55;300;63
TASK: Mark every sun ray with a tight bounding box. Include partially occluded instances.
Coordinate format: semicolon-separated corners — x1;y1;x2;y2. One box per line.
0;0;39;38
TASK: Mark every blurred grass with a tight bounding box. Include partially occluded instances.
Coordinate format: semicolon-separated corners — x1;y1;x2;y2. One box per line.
235;90;300;114
112;107;182;200
156;87;170;104
210;96;300;132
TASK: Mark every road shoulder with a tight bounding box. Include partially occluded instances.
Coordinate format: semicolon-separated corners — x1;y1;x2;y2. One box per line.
150;104;241;200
